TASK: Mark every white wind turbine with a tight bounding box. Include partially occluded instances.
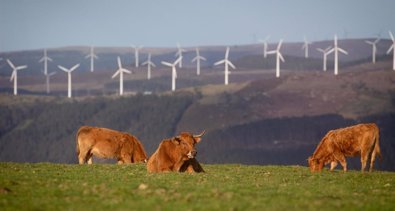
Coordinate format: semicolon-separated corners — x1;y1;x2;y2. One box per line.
161;56;182;91
267;40;285;78
142;53;156;80
214;47;236;85
85;46;98;72
191;48;206;75
365;38;380;64
175;43;186;68
316;46;332;71
132;45;143;68
58;63;80;98
7;59;27;96
302;37;311;58
258;35;270;58
112;57;132;96
327;35;348;75
387;31;395;70
45;72;56;94
39;49;52;75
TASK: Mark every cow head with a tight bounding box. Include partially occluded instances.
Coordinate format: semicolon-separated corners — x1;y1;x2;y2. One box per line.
173;131;205;160
308;156;324;172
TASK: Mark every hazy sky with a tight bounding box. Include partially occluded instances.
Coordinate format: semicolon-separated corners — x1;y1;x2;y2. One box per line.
1;0;394;51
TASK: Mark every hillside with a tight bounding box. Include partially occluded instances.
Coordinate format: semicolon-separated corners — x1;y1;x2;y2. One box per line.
1;163;395;210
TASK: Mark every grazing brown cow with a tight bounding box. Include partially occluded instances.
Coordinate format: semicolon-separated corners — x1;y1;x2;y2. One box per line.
76;126;148;164
308;123;381;172
147;131;205;173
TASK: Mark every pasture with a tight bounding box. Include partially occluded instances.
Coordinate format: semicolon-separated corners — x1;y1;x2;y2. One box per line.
1;163;394;210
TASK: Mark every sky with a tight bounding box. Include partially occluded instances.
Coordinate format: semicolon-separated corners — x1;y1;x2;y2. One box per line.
1;0;394;52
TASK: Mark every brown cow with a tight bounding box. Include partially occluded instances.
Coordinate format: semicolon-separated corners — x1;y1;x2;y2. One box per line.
308;123;381;172
147;131;205;173
76;126;148;164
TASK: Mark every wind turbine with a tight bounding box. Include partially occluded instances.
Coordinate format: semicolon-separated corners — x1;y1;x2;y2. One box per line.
327;35;348;75
112;57;132;96
7;59;27;96
387;31;395;70
316;46;332;71
132;45;143;68
302;37;311;58
142;53;156;80
191;48;206;75
175;43;186;68
58;63;80;98
365;38;380;63
214;47;236;85
258;35;270;58
161;56;182;91
45;72;56;94
267;40;285;78
39;49;52;75
85;46;98;72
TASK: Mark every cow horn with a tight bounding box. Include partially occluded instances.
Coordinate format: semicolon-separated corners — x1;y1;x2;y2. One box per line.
193;130;206;138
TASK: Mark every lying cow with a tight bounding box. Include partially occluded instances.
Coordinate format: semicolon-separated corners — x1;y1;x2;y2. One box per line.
308;123;381;172
147;131;205;173
76;126;148;164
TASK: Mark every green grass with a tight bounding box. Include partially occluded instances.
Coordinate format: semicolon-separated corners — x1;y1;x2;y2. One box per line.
0;163;394;210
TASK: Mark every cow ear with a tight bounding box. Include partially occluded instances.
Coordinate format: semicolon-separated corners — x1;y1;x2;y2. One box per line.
172;137;181;145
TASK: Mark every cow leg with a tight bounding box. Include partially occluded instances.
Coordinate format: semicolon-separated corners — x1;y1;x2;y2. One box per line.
78;150;90;164
330;161;338;171
87;153;93;165
369;149;377;172
360;150;370;172
334;154;347;172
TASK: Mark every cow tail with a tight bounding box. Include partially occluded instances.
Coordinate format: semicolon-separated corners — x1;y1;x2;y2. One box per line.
374;128;382;162
76;127;82;155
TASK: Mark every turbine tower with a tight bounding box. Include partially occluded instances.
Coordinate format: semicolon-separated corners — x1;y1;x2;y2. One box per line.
161;56;182;91
365;38;380;64
175;43;186;68
214;47;236;85
387;31;395;70
132;45;143;68
191;48;206;75
58;64;80;98
142;53;156;80
45;72;56;94
327;35;348;75
316;46;332;71
7;59;27;96
85;46;98;72
267;40;285;78
258;35;270;58
302;37;311;58
112;57;132;96
39;49;52;75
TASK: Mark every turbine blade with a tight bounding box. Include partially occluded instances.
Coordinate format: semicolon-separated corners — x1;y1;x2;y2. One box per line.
225;47;230;59
48;72;56;76
174;56;182;65
277;39;283;50
365;40;374;45
266;50;276;54
316;48;324;53
39;57;45;63
338;48;348;55
7;59;16;69
214;60;225;66
112;70;120;79
191;57;197;63
47;57;53;62
10;71;15;82
387;45;394;54
142;61;148;66
279;53;285;62
201;56;207;61
161;61;173;67
16;65;27;70
389;31;394;41
326;48;335;55
227;61;236;69
58;65;69;72
151;62;156;67
70;63;80;71
117;57;122;68
122;68;132;74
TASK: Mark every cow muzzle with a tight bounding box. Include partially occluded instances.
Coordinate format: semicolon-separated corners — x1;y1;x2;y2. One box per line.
187;150;197;159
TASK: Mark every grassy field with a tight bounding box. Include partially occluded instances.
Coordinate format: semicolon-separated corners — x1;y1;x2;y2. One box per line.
0;163;394;210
